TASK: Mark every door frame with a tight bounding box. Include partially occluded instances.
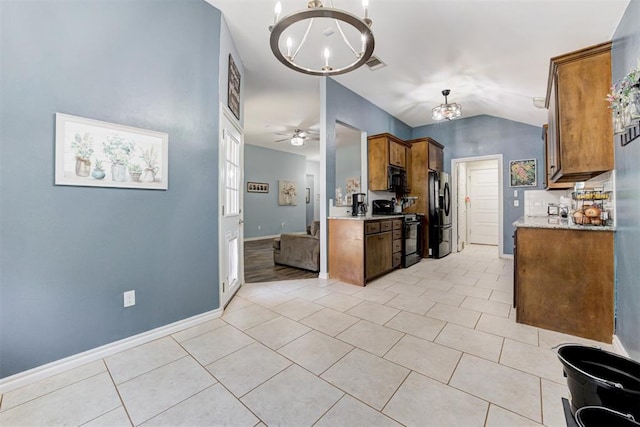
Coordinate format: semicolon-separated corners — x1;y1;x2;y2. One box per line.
451;154;505;257
218;103;244;309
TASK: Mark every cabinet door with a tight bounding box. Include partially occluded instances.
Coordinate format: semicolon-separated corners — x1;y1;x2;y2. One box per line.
428;142;443;171
365;232;392;279
368;136;389;191
389;141;406;168
547;74;561;181
543;123;573;189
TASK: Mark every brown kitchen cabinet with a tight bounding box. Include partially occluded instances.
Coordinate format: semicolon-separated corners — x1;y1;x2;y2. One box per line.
545;41;613;183
368;133;411;191
514;227;614;343
328;218;398;286
542;124;573;190
428;139;444;172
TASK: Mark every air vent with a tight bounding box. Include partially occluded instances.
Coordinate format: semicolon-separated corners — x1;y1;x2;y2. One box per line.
365;55;386;70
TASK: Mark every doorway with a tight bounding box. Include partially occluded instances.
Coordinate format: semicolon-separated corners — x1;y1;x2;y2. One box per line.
451;155;504;256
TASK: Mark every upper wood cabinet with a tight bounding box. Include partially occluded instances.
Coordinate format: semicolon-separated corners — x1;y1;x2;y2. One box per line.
368;133;411;191
428;140;444;172
545;41;613;183
542;124;573;190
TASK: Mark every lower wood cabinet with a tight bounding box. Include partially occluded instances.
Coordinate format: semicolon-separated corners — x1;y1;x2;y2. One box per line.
515;227;614;343
329;218;398;286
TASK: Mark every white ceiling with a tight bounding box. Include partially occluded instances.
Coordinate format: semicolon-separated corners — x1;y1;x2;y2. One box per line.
207;0;630;161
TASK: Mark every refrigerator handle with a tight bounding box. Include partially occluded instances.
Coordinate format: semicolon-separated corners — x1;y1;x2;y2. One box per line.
444;182;451;216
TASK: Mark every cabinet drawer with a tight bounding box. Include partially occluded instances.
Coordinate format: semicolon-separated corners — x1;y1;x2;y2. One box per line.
392;220;403;230
392;252;401;268
380;220;393;232
365;222;380;234
392;240;402;253
392;230;402;240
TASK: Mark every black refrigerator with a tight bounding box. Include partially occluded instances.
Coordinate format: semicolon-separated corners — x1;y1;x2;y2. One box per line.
428;170;452;258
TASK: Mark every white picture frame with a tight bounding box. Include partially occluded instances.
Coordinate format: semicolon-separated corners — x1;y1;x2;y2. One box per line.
55;113;169;190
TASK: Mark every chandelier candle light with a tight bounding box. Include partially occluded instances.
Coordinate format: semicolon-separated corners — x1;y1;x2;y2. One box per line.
432;89;462;121
269;0;375;76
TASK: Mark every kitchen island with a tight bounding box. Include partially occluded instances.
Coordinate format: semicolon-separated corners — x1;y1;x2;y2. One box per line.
328;215;404;286
513;216;614;343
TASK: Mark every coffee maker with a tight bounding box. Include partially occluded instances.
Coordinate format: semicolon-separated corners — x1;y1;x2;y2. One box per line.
352;193;367;217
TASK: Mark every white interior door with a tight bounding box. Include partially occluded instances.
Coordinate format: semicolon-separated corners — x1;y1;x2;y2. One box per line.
467;160;499;245
219;107;244;308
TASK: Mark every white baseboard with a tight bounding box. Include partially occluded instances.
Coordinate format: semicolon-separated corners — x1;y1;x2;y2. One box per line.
501;253;514;259
613;334;630;358
0;308;222;394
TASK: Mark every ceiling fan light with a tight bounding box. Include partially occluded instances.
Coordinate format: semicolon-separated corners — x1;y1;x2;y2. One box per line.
291;135;304;146
432;89;462;121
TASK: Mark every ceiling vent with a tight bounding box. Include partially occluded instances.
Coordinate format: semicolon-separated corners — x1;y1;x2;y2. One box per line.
365;55;386;71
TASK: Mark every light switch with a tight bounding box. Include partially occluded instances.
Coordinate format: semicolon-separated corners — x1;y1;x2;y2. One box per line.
513;190;518;197
514;200;520;207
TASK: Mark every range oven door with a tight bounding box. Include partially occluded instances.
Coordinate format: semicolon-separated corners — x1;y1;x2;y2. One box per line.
402;219;422;268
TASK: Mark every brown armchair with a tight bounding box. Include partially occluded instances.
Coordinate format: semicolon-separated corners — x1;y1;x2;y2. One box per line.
273;221;320;272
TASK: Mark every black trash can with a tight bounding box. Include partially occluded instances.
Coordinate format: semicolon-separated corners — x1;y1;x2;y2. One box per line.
575;406;640;427
557;345;640;420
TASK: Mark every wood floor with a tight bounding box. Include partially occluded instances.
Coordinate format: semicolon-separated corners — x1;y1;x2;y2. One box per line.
243;238;319;283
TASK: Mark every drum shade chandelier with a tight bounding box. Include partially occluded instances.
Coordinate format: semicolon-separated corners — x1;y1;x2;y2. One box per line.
432;89;462;121
268;0;375;76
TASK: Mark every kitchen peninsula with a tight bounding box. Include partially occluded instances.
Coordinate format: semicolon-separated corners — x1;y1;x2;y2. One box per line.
513;216;615;343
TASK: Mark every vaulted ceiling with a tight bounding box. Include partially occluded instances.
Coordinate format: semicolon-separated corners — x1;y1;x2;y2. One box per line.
207;0;630;161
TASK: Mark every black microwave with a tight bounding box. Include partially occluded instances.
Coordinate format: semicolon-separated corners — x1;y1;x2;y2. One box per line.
388;165;408;193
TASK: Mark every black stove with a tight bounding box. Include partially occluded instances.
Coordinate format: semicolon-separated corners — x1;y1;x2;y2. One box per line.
372;200;424;268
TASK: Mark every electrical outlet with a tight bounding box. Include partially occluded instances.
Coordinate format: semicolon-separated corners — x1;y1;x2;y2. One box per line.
514;200;520;207
124;290;135;307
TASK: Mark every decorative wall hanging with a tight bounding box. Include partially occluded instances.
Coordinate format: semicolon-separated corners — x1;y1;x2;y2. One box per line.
606;59;640;146
228;54;241;120
55;113;168;190
278;180;297;205
509;159;537;187
247;181;269;193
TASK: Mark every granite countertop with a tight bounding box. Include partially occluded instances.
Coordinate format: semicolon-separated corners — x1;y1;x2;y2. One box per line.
327;214;406;220
513;216;616;231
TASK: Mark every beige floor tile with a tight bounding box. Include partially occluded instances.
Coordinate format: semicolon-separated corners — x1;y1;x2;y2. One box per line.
245;289;295;308
386;272;423;285
384;311;446;341
242;365;343;426
416;278;455;292
385;335;462;383
352;287;398;304
460;296;511;317
315;292;363;312
172;318;226;343
325;282;362;295
83;406;131;426
426;303;482;328
277;330;353;375
451;284;492;299
245;315;311;349
105;337;187;384
435;323;504;362
0;360;106;411
288;285;333;301
237;284;270;298
144;384;258;427
0;373;120;426
385;294;435;315
500;339;565;384
321;349;409;410
346;301;400;325
450;275;480;287
485;404;543;427
476;313;538;345
541;378;570;427
537;328;615;351
489;289;513;305
384;282;426;297
383;371;488;427
315;395;401;427
468;271;500;282
336;320;404;356
450;354;541;422
206;342;291;397
223;295;255;313
270;297;323;320
300;307;359;336
181;325;254;365
423;289;466;306
117;357;216;425
266;280;308;293
476;278;512;292
221;305;278;330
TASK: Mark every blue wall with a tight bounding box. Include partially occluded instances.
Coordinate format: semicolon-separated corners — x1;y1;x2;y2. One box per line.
244;145;307;239
0;0;222;378
413;115;544;254
611;0;640;359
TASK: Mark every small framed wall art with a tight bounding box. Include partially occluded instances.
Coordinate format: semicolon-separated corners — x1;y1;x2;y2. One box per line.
509;158;537;187
247;182;269;193
228;54;241;120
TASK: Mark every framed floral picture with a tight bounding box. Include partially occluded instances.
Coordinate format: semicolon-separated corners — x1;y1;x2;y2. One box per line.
278;180;297;206
55;113;168;190
509;159;537;187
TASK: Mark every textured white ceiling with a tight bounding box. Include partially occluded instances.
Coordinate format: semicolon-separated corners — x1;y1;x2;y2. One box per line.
207;0;630;161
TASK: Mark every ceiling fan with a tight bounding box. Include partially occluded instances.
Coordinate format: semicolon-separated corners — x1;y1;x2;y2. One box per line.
274;128;319;146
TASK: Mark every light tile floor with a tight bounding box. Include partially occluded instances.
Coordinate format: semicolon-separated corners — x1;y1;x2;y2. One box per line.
0;245;615;426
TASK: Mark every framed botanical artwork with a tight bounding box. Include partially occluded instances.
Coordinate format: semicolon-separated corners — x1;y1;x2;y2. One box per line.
509;158;537;187
55;113;168;190
278;180;297;206
228;54;241;120
247;181;269;193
